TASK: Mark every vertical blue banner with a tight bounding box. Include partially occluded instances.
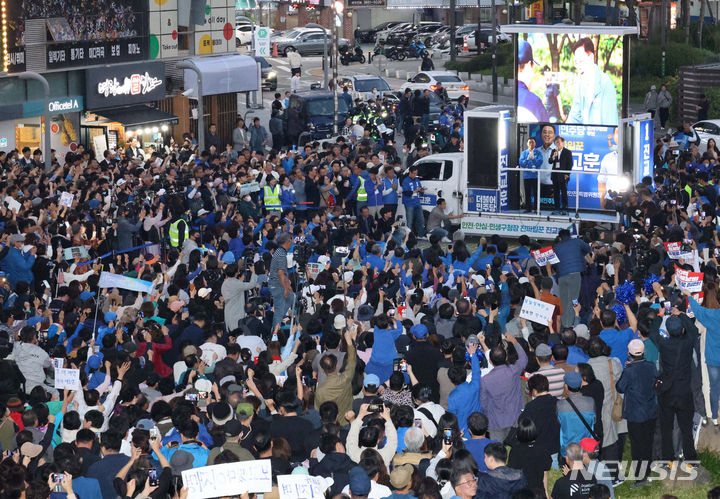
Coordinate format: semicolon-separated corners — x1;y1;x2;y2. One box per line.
498;110;510;212
637;119;654;184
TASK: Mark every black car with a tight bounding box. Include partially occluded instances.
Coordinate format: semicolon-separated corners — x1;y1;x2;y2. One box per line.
253;56;277;91
287;91;350;143
354;21;404;43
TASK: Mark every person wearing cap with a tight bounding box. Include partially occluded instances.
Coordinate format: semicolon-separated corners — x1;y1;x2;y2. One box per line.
658;83;673;129
517;40;549;123
529;343;567;398
0;233;36;288
351;373;382;418
385;463;417;499
615;338;657;487
648;309;699;465
315;328;358;426
347;465;372;499
206;419;254;465
405;323;443;403
557;371;597;457
579;437;615;498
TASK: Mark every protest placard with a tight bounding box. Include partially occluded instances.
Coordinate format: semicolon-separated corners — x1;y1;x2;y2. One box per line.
277;474;333;499
52;358;64;370
664;242;683;259
59;192;74;208
63;246;89;261
54;368;80;390
98;271;154;294
674;265;704;294
531;246;560;265
182;460;272;499
519;297;555;325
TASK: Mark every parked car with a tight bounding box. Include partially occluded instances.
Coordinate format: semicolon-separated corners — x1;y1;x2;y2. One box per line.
400;71;470;101
338;74;392;101
275;29;347;56
236;24;274;47
354;21;405;43
692;120;720;154
376;22;414;43
253;56;277;91
287;91;350;142
466;25;510;51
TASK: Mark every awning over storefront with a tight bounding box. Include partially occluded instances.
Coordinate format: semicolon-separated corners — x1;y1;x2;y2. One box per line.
90;105;179;128
182;54;259;99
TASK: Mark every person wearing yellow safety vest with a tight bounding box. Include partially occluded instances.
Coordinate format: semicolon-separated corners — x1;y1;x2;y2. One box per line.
169;214;190;250
263;175;282;214
349;163;369;216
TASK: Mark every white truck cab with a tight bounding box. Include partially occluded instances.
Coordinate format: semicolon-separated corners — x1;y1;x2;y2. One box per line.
407;152;464;216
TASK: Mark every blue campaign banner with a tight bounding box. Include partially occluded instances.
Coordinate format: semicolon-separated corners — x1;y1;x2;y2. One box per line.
637;119;654;184
498;111;510;212
529;123;616;210
467;188;499;212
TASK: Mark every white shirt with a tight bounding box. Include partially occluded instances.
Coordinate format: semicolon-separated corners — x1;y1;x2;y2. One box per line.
291;75;301;93
342;481;391;499
538;143;557;185
287;51;302;69
413;402;446;438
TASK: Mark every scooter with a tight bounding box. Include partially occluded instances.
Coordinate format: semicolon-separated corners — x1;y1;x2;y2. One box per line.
405;39;429;59
340;43;366;65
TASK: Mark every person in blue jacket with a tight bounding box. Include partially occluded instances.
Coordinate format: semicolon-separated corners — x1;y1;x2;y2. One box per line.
382;166;400;217
519;137;543;213
0;233;36;288
447;341;482;436
688;290;720;423
365;312;404;383
553;229;591;328
402;166;425;238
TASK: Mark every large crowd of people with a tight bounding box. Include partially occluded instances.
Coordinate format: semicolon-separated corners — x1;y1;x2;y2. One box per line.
0;109;719;499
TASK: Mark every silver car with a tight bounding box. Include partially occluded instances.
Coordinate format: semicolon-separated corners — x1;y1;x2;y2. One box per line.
275;30;349;57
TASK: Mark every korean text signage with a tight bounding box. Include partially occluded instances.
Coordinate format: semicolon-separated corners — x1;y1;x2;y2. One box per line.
47;40;148;70
348;0;385;5
85;61;166;109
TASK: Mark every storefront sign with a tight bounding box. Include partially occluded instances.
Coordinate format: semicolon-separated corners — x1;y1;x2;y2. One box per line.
22;97;84;118
85;62;166;109
347;0;385;6
46;39;149;70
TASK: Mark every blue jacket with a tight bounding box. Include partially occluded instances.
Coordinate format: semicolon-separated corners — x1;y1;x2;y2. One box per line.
382;176;399;205
160;442;209;468
366;322;403;383
599;328;636;365
366;178;384;207
475;466;528;499
448;354;482;436
0;247;35;287
162;424;214;448
519;148;543;180
566;345;589;365
689;296;720;366
616;359;658;423
553;237;591;277
567;64;618;126
401;177;422;207
557;393;596;456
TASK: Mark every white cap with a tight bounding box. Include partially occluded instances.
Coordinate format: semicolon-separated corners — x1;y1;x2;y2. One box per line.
157;188;166;196
197;209;209;216
470;274;485;286
317;255;331;265
116;179;126;187
343;270;354;283
333;314;347;330
518;277;530;284
198;287;212;298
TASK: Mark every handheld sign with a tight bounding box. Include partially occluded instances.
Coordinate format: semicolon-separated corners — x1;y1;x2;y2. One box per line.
674;265;704;294
54;368;81;391
519;297;555;325
277;474;333;499
531;246;560;265
182;460;272;499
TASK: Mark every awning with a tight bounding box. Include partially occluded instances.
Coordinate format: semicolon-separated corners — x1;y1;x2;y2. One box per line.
183;54;259;98
92;105;179;128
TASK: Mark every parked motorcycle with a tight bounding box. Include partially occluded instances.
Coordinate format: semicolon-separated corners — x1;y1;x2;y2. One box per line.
371;41;406;62
340;43;366;65
405;39;429;59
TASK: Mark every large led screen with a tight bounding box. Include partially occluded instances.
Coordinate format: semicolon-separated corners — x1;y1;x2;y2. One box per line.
517;33;623;126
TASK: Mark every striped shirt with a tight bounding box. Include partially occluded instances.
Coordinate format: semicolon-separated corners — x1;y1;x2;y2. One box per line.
530;365;567;398
268;247;288;288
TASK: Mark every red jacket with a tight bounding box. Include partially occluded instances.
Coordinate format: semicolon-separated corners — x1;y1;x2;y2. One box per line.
137;336;173;378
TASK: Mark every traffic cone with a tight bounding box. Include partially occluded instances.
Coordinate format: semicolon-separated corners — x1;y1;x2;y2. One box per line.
463;36;469;52
272;42;278;57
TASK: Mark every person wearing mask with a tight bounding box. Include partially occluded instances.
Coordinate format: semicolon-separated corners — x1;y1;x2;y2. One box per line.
644;85;659;122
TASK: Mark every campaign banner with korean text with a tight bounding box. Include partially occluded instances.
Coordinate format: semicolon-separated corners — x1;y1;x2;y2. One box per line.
55;368;81;390
531;246;560;265
529;124;618;210
277;475;333;499
674;265;704;294
664;242;682;259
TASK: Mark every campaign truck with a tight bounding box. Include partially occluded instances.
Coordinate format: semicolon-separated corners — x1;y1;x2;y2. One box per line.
405;24;651;240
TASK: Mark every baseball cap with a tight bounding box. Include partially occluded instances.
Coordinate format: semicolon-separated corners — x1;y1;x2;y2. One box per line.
410;324;428;338
349;466;371;496
224;419;244;437
236;402;254;418
579;437;600;453
136;418;154;431
390;464;414;489
470;273;485;286
20;442;43;458
666;316;683;335
104;311;117;323
518;40;536;66
650;85;657;90
364;373;380;388
564;371;583;390
227;384;245;395
198;288;212;298
574;324;590;340
628;339;645;356
535;343;552;357
333;314;347;330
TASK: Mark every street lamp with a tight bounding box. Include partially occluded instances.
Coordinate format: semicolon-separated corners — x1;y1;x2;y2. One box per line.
331;1;343;135
177;60;205;153
306;22;328;89
236;15;256;56
19;72;51;173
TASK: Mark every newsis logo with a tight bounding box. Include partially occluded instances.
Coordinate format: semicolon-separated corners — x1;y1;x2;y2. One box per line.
568;461;700;482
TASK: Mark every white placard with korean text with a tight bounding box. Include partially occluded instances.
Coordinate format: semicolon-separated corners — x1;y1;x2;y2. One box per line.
674;265;704;294
531;246;560;265
182;459;272;499
54;368;81;390
277;474;333;499
59;192;75;208
519;297;555;325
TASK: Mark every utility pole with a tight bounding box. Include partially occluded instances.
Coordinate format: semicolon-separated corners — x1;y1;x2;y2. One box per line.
450;0;457;62
491;0;498;101
661;0;667;77
332;1;343;135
